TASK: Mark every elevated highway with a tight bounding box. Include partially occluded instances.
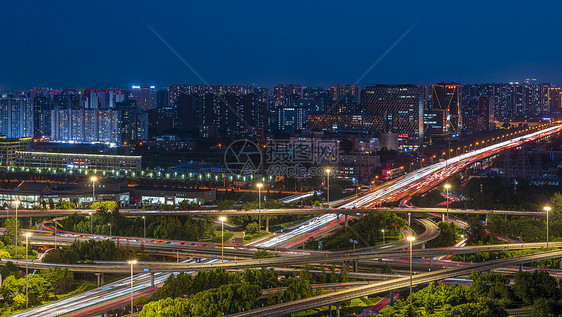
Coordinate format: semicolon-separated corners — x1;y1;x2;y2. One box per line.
231;249;562;317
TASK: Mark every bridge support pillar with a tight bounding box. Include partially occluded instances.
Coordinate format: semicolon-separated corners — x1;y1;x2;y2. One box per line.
430;258;433;266
336;302;341;317
96;273;104;287
345;214;349;228
266;216;269;232
485;215;488;226
519;264;523;272
151;273;155;287
441;213;445;222
559;258;562;270
390;290;395;306
353;260;358;273
329;305;332;317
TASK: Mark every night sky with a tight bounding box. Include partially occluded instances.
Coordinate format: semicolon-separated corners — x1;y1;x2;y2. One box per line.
1;0;562;90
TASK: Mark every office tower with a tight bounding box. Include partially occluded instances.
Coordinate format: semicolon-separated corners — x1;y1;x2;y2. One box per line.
157;88;169;108
431;82;462;135
131;85;157;110
0;95;34;139
364;84;424;144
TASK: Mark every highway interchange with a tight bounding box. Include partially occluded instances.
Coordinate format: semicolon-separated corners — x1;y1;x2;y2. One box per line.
6;123;562;316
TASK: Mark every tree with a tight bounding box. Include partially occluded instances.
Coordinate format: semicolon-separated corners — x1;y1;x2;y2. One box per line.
245;222;259;234
217;200;236;210
56;201;77;210
0;275;23;302
53;277;73;294
532;297;560;317
3;217;20;246
513;271;559;305
27;275;52;304
427;222;458;248
282;278;312;302
92;201;118;212
446;299;507;317
139;297;190;317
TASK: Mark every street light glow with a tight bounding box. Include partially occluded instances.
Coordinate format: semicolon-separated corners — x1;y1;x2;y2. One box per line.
219;216;227;222
90;176;98;182
444;183;451;189
25;232;32;238
256;183;263;188
544;206;552;212
406;236;415;242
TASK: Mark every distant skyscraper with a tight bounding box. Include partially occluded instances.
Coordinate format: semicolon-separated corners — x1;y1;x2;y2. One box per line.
131;86;157;110
157;88;169;108
329;84;361;104
0;95;34;139
478;96;495;131
431;83;462;135
364;85;424;144
548;87;562;117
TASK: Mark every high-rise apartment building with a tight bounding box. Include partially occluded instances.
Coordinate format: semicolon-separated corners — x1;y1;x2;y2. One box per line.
0;95;34;139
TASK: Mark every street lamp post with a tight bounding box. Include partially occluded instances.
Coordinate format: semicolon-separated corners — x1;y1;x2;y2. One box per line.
25;232;32;309
90;176;98;207
325;168;331;206
545;206;551;249
444;184;451;222
219;216;227;263
14;200;20;256
108;223;112;237
128;260;137;314
381;229;385;245
407;236;416;304
142;216;146;239
256;183;263;232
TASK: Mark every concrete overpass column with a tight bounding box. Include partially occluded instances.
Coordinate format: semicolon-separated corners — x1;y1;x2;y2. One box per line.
336;302;341;317
519;264;523;272
96;273;101;287
559;258;562;270
101;273;104;286
441;213;445;222
345;214;349;227
266;216;269;232
390;290;395;306
151;273;155;287
353;260;358;273
329;305;332;317
485;215;488;226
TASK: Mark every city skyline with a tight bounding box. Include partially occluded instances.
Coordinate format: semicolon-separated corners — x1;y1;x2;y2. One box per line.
2;1;562;89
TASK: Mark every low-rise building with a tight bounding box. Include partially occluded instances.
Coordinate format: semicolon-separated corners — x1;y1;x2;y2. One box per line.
15;151;142;173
